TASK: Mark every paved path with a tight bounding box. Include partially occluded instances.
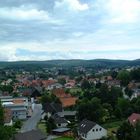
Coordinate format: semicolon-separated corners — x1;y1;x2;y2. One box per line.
21;104;42;133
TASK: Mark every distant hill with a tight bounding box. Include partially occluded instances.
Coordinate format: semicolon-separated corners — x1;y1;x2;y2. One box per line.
0;59;140;69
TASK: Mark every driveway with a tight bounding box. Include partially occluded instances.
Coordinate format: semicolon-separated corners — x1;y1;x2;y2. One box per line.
21;104;42;133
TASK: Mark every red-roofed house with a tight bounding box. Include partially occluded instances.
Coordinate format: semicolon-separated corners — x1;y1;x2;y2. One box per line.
52;88;77;108
128;113;140;126
65;80;76;89
53;89;71;98
42;80;57;90
60;97;77;108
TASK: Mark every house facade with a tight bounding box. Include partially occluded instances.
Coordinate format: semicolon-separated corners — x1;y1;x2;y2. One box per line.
78;119;107;140
1;96;29;120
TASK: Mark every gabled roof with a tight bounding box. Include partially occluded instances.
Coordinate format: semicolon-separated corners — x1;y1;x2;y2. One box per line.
43;102;62;113
15;130;46;140
31;88;41;98
60;97;77;108
52;114;68;124
42;80;56;87
128;113;140;126
51;102;63;113
78;119;96;134
57;111;77;117
52;88;71;98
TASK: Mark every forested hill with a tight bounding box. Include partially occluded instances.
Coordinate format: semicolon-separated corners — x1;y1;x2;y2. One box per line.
0;59;140;69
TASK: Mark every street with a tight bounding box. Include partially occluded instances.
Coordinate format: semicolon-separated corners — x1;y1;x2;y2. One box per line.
21;104;42;133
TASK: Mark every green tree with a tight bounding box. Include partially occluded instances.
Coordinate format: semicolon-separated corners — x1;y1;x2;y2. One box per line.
116;121;133;140
117;98;131;117
0;101;4;125
0;85;13;93
133;121;140;140
117;70;130;86
77;97;104;123
0;126;16;140
58;78;66;85
81;79;91;90
14;119;22;129
125;87;133;98
46;117;56;133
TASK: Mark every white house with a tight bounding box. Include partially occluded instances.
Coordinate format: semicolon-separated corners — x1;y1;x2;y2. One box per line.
78;119;107;140
1;96;29;120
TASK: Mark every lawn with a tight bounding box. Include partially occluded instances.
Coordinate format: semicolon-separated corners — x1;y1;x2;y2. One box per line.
103;120;124;129
37;121;47;133
53;137;74;140
103;120;124;139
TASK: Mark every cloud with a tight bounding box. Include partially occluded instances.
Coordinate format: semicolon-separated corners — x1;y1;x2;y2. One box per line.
55;0;89;11
98;0;140;24
0;0;140;61
0;37;139;61
0;5;49;21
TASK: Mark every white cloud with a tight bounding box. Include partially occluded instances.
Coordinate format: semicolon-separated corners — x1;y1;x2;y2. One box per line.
55;0;89;11
0;36;139;61
72;32;84;37
0;5;49;21
101;0;140;24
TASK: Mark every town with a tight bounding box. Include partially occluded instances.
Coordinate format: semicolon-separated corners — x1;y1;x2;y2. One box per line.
0;62;140;140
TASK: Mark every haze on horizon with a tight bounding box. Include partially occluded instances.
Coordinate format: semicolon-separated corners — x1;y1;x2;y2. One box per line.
0;0;140;61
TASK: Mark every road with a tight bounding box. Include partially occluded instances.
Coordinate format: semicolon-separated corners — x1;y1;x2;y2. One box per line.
21;104;42;133
122;87;129;99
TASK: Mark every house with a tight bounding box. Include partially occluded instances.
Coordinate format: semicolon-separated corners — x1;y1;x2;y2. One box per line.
52;88;71;98
48;83;63;90
106;80;121;88
52;89;77;108
52;128;71;136
77;119;107;140
15;130;46;140
4;108;13;126
43;102;63;118
128;113;140;126
65;80;76;89
57;111;77;120
1;96;29;120
42;79;57;90
30;88;42;99
131;89;140;99
59;97;77;108
52;114;68;128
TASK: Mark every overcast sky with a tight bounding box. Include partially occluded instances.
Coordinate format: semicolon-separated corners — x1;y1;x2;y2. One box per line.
0;0;140;61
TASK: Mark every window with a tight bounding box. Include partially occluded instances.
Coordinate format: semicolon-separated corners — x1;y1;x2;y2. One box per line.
96;129;98;131
100;128;102;131
93;129;95;132
58;124;61;126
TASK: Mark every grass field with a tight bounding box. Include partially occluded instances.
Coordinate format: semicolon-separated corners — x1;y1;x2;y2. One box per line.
37;121;47;133
103;120;123;129
103;120;124;139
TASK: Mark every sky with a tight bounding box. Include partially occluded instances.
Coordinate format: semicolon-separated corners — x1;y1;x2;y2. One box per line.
0;0;140;61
